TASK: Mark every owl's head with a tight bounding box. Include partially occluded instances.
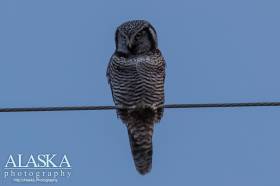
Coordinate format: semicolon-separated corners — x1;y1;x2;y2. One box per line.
115;20;158;57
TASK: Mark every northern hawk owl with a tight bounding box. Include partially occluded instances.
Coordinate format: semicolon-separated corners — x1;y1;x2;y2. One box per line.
106;20;166;175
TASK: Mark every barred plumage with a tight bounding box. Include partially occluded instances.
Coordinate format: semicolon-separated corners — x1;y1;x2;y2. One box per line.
107;20;166;175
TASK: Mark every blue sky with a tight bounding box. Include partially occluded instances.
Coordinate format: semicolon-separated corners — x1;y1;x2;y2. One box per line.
0;0;280;185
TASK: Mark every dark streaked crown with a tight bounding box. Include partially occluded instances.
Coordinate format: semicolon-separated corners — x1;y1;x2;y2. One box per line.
117;20;151;38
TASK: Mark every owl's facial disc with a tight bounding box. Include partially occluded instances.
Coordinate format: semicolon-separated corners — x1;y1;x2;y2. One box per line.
129;27;157;55
115;31;130;57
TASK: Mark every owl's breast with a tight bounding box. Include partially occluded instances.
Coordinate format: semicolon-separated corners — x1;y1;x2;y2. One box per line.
108;52;165;107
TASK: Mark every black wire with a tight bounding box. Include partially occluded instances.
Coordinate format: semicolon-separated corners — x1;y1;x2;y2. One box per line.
0;102;280;112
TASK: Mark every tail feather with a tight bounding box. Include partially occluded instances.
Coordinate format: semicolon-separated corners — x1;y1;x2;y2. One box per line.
127;121;154;175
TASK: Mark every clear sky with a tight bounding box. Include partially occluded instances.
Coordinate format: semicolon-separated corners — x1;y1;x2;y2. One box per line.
0;0;280;185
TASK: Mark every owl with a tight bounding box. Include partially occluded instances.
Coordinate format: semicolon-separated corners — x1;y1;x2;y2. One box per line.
106;20;166;175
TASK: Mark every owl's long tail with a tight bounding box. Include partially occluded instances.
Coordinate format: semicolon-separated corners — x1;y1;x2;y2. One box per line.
126;109;155;175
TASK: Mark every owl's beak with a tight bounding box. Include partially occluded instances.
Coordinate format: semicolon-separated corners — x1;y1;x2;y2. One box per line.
127;37;134;50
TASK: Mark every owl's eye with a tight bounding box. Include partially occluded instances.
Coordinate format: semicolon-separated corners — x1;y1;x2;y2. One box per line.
135;31;145;40
120;35;127;44
121;34;126;40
